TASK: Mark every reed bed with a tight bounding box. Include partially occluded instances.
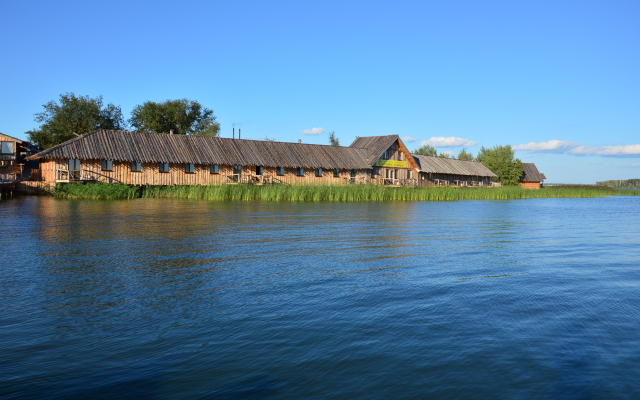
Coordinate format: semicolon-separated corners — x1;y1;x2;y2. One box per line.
141;184;639;202
54;183;141;200
54;183;639;201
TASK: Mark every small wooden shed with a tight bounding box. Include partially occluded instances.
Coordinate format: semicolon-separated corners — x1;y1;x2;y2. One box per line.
520;163;546;189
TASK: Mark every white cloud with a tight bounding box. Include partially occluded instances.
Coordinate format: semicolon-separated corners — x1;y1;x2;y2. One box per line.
301;127;325;135
420;137;477;147
569;144;640;156
514;140;580;153
515;139;640;158
402;136;420;143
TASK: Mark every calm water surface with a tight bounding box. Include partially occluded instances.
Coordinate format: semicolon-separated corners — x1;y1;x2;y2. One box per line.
1;196;639;399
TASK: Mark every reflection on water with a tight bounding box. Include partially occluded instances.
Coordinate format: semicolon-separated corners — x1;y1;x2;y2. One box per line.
1;196;640;399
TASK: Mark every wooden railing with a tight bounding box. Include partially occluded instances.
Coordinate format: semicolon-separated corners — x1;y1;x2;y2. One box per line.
226;174;274;184
0;172;17;184
55;169;123;184
381;178;418;187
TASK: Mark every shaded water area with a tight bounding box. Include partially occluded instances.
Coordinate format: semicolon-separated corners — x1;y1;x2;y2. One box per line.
1;196;639;399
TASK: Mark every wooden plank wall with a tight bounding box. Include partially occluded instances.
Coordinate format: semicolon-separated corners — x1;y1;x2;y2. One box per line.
40;159;373;186
520;181;541;189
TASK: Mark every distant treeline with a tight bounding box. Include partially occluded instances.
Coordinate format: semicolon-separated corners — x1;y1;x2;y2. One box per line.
596;179;640;189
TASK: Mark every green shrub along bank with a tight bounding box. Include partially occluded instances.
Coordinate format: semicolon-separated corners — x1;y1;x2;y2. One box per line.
54;183;640;201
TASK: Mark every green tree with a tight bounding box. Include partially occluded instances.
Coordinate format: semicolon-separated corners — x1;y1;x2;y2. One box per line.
26;93;126;150
476;145;523;185
129;99;220;136
457;148;474;161
414;144;438;156
328;131;340;146
438;152;450;158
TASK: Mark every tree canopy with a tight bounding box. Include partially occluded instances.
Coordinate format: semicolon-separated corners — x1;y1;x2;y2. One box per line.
328;131;340;146
26;93;127;150
413;144;438;156
129;99;220;136
457;148;474;161
476;145;523;185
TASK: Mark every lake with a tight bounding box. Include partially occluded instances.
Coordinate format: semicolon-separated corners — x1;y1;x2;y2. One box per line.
1;196;639;399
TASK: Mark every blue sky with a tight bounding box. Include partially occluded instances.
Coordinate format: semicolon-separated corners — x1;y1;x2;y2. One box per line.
1;0;638;183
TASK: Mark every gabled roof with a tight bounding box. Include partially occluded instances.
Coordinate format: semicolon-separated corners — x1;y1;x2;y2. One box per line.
1;132;26;143
27;130;373;169
349;135;399;163
349;135;419;169
0;132;38;152
412;154;497;178
521;163;546;182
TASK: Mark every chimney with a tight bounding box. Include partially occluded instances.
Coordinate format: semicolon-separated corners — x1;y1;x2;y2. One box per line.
169;129;174;135
239;129;241;139
233;127;235;139
298;139;302;143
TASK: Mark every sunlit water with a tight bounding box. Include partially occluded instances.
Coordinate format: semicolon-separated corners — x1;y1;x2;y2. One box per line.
1;196;639;399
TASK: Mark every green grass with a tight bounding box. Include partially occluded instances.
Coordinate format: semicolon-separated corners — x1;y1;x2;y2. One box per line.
54;183;639;201
54;182;142;200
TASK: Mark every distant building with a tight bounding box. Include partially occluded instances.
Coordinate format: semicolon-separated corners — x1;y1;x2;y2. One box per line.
412;154;497;186
0;132;38;181
520;163;546;189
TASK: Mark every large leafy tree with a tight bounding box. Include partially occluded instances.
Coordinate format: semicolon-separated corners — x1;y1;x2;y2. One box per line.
413;144;438;156
476;145;523;185
26;93;127;150
129;99;220;136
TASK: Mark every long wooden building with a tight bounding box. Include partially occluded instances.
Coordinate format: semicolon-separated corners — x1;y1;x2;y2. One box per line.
412;154;497;186
26;129;502;188
26;130;420;186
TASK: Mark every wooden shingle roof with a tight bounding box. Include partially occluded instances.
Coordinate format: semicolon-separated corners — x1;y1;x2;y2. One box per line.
27;130;373;169
349;135;398;164
521;163;546;182
412;154;497;178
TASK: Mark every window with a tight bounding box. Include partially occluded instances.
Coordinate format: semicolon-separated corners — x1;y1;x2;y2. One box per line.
159;162;169;173
350;169;356;178
68;159;81;171
256;166;264;176
1;142;15;154
381;150;388;160
276;166;284;176
315;168;322;177
131;161;142;172
296;167;304;176
185;163;195;173
210;164;219;174
407;170;411;179
398;152;404;161
101;160;113;171
233;165;242;175
371;167;379;179
333;169;340;178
